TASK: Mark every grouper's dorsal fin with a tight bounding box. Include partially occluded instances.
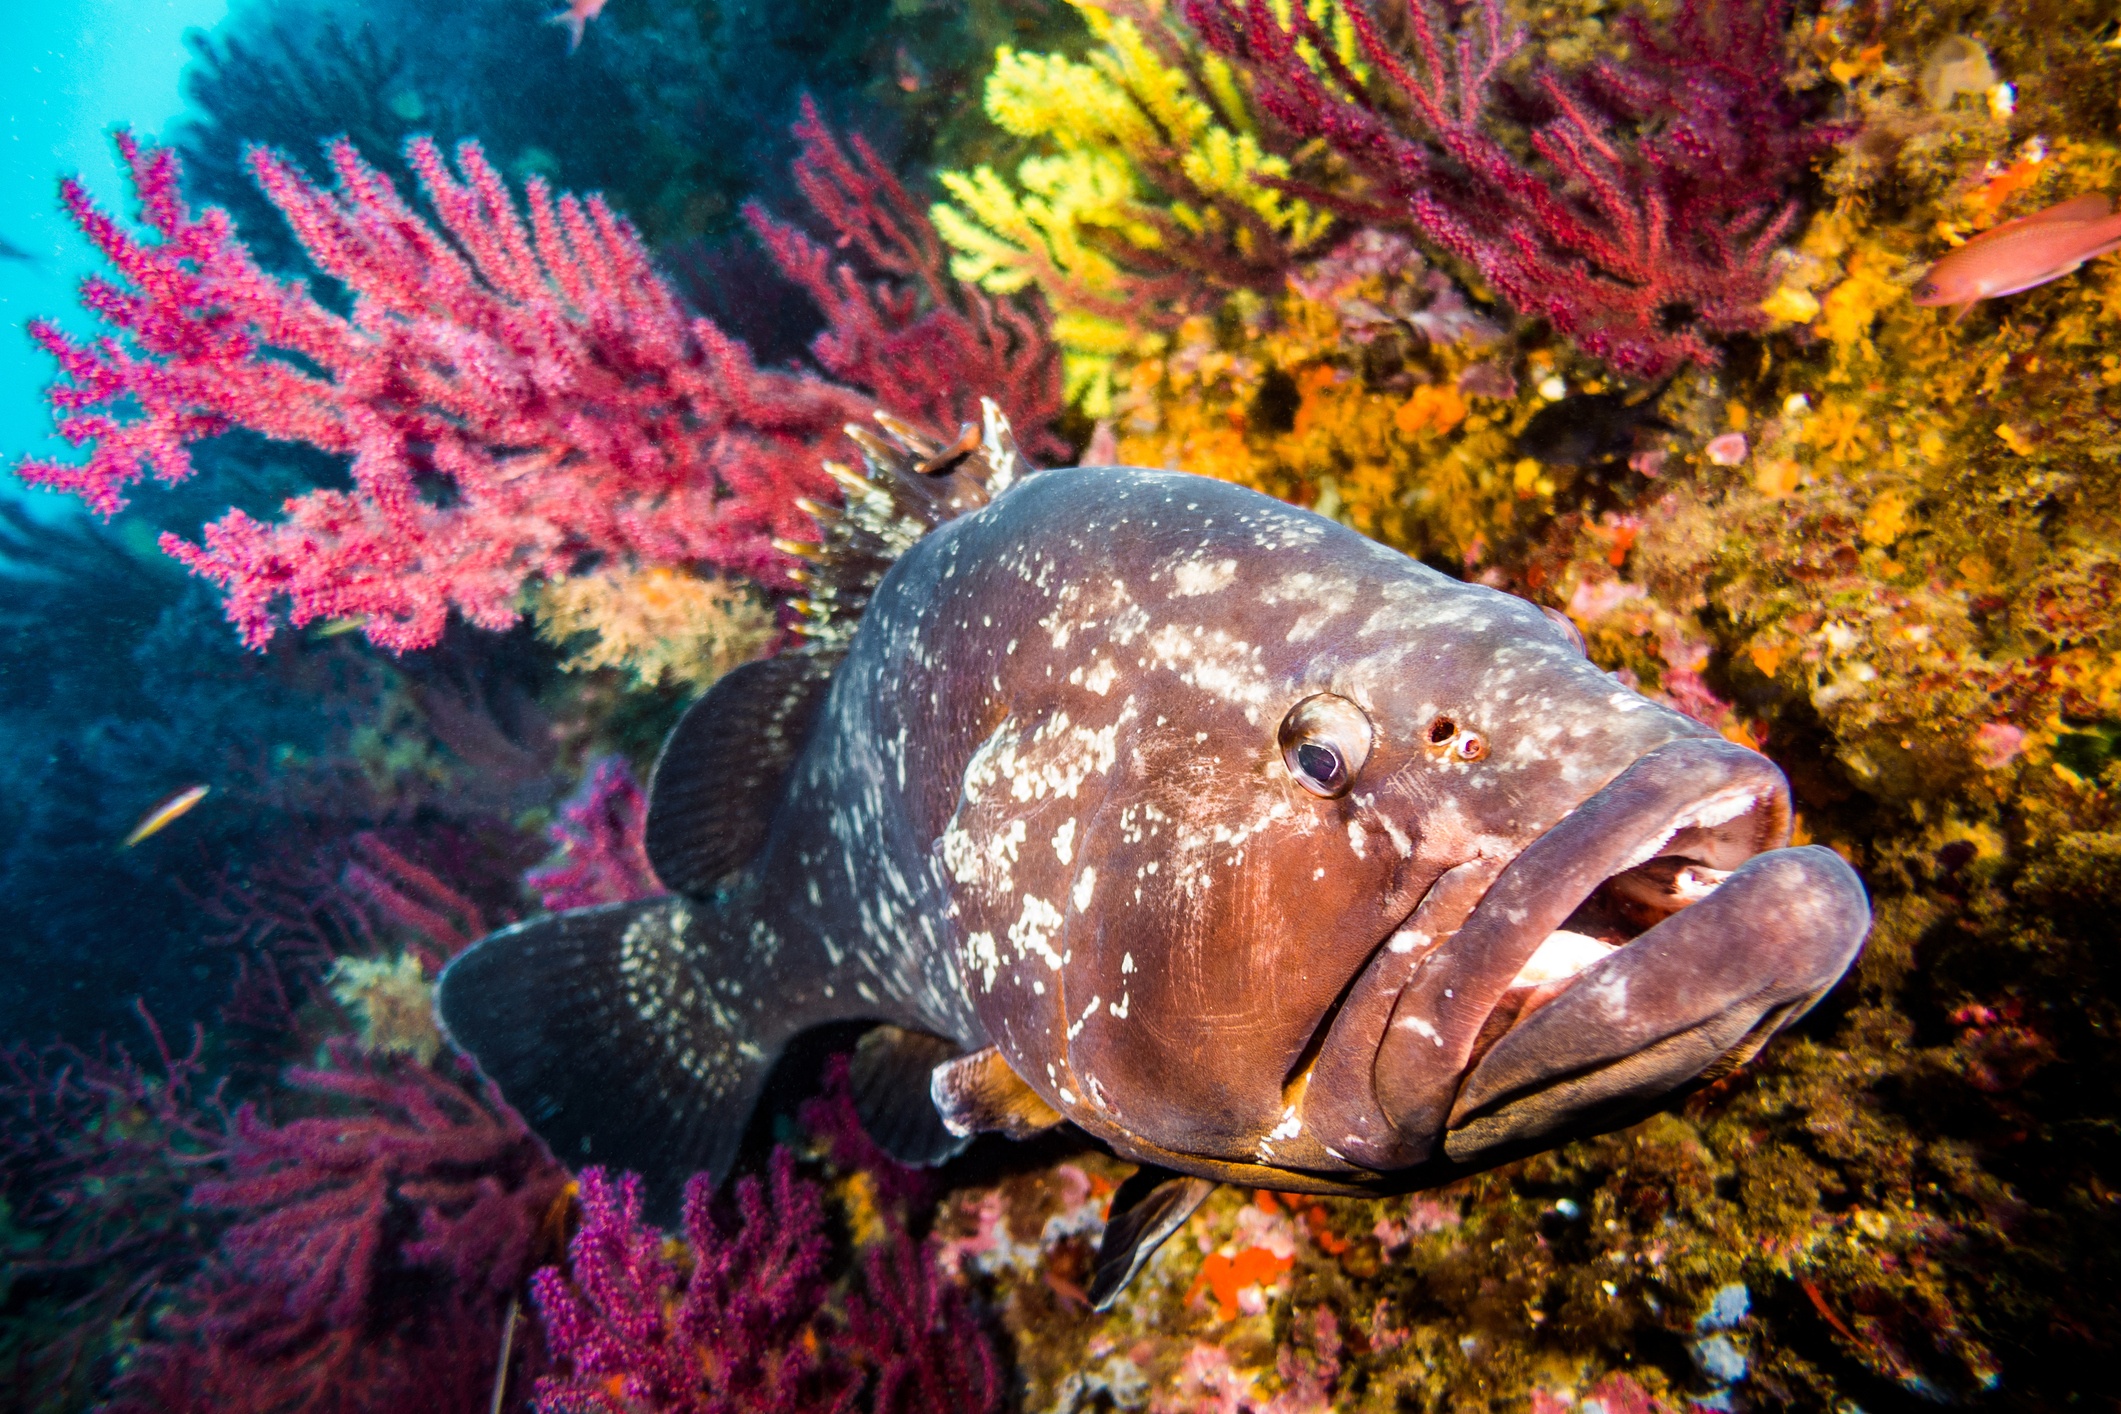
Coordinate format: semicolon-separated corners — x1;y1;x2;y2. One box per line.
645;653;833;896
779;398;1030;658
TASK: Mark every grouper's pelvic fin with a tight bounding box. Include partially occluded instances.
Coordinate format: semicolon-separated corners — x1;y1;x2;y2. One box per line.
436;896;784;1216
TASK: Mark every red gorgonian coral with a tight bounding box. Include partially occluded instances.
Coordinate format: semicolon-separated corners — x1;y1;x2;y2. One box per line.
532;1155;1002;1414
524;756;662;912
22;131;861;651
746;97;1067;462
21;114;1061;653
1185;0;1841;376
110;1042;570;1414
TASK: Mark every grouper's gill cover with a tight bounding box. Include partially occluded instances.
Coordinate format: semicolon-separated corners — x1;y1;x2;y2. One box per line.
437;406;1869;1287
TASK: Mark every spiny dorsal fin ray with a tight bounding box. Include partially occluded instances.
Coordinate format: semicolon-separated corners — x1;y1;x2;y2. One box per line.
646;401;1031;893
785;399;1031;657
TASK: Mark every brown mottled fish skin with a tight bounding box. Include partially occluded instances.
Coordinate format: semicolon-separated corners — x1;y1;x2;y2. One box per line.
438;459;1869;1206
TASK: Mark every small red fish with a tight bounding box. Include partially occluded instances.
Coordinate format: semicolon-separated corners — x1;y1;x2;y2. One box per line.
1912;193;2121;317
549;0;610;53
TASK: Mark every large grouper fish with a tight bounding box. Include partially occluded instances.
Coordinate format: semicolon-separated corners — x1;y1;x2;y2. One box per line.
438;405;1870;1305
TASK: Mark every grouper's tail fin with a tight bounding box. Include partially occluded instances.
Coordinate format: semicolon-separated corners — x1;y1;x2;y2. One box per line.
436;896;775;1214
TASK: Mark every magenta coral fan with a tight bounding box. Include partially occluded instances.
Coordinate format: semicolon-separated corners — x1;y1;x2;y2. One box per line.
1185;0;1840;376
747;97;1067;462
111;1042;570;1414
525;756;663;911
532;1154;1002;1414
22;131;866;651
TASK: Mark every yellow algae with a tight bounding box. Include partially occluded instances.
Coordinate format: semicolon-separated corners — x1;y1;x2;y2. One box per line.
328;953;442;1064
534;566;774;693
1817;257;1904;362
1861;488;1913;546
934;0;1336;414
1760;284;1820;324
1995;423;2036;455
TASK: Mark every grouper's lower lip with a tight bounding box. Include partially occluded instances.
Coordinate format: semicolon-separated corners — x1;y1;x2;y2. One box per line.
1368;736;1812;1165
1439;842;1869;1162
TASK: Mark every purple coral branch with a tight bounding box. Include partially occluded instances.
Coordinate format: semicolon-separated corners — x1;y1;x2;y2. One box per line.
525;757;662;911
532;1150;1002;1414
1187;0;1843;376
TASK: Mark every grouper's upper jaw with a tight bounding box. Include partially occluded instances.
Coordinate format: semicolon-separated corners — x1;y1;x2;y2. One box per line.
1365;736;1870;1168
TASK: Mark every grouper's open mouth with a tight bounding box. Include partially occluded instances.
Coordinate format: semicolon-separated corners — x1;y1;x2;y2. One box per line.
1305;737;1870;1174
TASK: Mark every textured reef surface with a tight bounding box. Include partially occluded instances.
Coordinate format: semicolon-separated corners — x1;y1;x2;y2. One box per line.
3;0;2119;1409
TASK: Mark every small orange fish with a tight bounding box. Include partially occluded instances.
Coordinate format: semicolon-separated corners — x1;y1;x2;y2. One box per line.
1912;193;2121;318
123;784;210;848
549;0;610;53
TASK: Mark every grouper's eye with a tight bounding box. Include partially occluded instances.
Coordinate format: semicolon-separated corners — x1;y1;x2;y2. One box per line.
1278;694;1373;799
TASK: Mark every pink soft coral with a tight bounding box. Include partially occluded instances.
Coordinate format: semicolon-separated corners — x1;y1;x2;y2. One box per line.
110;1043;569;1414
23;115;1061;652
525;756;662;910
24;132;864;650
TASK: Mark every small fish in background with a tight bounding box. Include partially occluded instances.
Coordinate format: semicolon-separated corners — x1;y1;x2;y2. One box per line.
548;0;610;53
123;784;210;848
1912;193;2121;318
0;233;35;263
893;44;928;94
1514;381;1675;468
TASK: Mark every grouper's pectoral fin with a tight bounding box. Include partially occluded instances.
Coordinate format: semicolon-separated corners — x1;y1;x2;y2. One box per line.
436;896;783;1220
645;653;834;896
848;1024;972;1167
1089;1168;1216;1310
930;1045;1066;1140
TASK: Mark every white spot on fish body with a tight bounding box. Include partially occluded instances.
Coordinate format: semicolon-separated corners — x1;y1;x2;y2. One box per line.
1400;1015;1444;1046
1052;818;1076;865
1346;820;1367;858
1008;894;1066;970
965;930;1001;991
1170;557;1238;596
1269;1108;1302;1140
1073;867;1097;912
1388;929;1430;954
